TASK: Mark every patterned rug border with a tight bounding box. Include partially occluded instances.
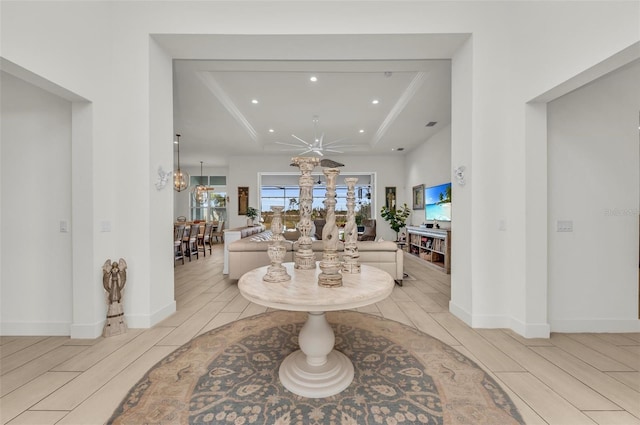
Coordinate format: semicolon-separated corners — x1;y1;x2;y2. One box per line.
108;310;524;425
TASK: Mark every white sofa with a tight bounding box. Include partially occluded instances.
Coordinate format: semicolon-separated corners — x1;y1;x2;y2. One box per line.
228;234;403;284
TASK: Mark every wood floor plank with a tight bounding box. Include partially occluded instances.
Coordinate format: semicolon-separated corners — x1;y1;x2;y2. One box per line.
199;312;241;335
400;286;447;312
221;292;251;313
157;301;227;346
477;329;620;410
5;410;68;425
496;372;598;425
584;410;640;425
567;334;640;371
0;372;79;425
394;301;459;346
606;371;640;392
0;337;47;361
51;330;143;373
1;345;88;397
431;313;524;372
503;329;554;347
374;298;414;326
455;347;548;425
238;302;268;319
55;346;175;425
533;346;640;418
595;333;640;346
551;334;635;371
32;327;172;411
1;338;68;375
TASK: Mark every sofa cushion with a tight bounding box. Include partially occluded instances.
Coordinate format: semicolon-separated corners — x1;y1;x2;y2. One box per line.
229;239;293;252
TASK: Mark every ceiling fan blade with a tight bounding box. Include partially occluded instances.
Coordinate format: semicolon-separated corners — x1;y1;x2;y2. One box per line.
325;149;344;153
291;134;311;146
323;137;350;147
319;132;325;147
275;141;307;148
299;148;314;155
316;150;324;156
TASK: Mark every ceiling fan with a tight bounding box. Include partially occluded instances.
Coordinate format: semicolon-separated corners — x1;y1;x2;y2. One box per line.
275;115;358;156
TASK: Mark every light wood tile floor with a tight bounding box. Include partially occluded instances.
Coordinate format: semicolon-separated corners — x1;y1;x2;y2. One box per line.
1;246;638;424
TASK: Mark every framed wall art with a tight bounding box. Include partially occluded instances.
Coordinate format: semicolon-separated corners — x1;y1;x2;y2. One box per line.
385;187;397;211
412;184;424;210
238;186;249;215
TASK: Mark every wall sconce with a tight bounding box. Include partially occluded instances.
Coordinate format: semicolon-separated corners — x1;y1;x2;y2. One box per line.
454;166;466;186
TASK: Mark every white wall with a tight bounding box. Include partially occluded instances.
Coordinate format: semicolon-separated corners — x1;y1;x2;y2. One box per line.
405;124;452;227
1;72;72;335
548;60;640;332
1;1;638;337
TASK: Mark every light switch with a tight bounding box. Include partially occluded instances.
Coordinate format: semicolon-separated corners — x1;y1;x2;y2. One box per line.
557;220;573;232
59;220;69;233
498;219;507;231
100;221;111;232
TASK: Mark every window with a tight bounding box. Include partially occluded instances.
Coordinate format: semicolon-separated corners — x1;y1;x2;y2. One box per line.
190;176;227;223
260;183;371;229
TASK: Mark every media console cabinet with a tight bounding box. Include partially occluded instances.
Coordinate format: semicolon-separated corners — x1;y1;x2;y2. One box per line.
406;226;451;274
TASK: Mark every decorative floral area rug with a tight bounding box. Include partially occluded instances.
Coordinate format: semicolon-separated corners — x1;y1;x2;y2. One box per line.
108;311;524;425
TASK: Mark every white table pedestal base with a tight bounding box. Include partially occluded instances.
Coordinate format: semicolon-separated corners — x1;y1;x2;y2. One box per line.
278;312;354;398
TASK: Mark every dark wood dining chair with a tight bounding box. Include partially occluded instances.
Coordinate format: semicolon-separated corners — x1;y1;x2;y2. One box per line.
184;223;200;261
174;225;186;266
197;223;213;257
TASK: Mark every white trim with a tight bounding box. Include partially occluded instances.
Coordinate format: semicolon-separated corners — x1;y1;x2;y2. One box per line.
510;317;550;339
127;300;177;328
70;319;104;339
551;319;640;333
1;321;71;336
471;314;509;329
448;300;471;326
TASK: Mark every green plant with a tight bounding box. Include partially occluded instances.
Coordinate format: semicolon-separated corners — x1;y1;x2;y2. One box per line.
246;207;259;220
380;203;411;241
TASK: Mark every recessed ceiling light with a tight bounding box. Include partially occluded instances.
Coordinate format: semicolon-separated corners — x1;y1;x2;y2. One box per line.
251;99;259;104
310;76;318;82
371;99;380;105
359;129;365;133
268;129;274;133
392;147;405;152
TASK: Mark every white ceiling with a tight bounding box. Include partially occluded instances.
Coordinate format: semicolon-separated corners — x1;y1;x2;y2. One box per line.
163;34;468;167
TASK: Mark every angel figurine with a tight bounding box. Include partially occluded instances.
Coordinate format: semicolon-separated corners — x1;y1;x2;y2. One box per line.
102;258;128;337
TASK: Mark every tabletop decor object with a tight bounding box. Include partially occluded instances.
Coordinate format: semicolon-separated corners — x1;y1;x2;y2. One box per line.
290;156;320;269
263;206;291;283
318;167;343;287
342;177;361;273
102;258;128;337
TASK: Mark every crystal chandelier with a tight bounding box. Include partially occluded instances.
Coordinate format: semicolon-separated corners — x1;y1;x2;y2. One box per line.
173;134;190;192
193;161;209;204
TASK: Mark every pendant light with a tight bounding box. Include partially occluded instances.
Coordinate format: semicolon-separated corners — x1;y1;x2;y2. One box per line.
173;134;190;192
193;161;209;204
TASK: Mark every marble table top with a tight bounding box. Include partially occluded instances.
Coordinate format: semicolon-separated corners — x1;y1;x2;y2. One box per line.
238;262;394;312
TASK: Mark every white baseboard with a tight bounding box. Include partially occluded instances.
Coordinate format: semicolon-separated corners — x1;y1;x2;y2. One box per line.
471;314;509;329
1;321;71;336
449;301;472;326
70;319;105;339
127;300;176;328
510;317;550;338
551;318;640;333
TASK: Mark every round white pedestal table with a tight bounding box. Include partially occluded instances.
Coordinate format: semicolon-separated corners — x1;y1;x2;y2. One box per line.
238;262;394;398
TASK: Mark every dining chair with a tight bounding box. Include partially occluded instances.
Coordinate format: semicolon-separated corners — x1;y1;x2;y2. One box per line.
210;220;225;243
197;223;213;257
184;223;200;261
174;224;186;266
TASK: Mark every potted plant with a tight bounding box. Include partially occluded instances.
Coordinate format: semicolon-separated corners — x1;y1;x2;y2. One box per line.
246;207;259;226
380;203;411;241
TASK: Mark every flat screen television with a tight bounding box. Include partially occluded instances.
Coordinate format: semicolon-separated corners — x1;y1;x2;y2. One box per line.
424;182;452;222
